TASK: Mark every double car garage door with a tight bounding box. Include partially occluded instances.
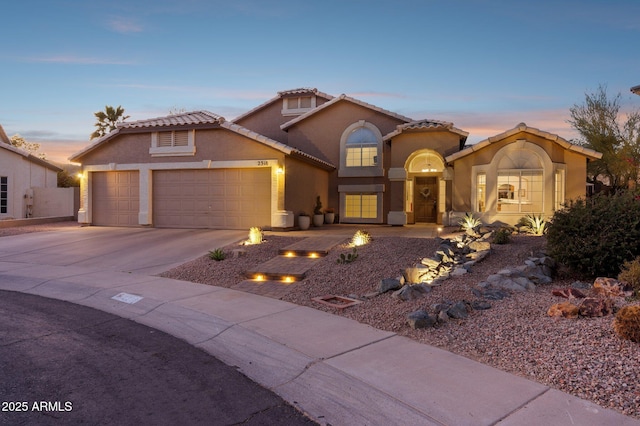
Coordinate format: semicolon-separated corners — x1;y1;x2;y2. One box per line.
92;169;271;229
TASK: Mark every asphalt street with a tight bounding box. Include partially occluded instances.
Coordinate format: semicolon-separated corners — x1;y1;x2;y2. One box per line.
0;290;316;426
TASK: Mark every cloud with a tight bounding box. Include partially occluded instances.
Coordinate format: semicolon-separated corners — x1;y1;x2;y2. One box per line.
107;17;143;34
22;55;135;65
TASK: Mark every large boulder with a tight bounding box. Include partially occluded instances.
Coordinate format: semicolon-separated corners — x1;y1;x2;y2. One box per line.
378;277;402;294
593;277;633;298
578;297;615;317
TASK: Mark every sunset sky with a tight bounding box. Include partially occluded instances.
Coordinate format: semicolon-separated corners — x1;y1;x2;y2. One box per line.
1;0;639;164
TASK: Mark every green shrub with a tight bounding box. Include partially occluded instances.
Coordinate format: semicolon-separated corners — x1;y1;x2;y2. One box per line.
546;191;640;277
337;247;359;264
208;248;226;261
619;257;640;298
492;227;511;244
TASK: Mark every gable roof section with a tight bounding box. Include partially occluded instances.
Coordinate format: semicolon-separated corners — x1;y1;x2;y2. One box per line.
444;122;602;163
280;94;414;131
383;119;469;141
232;88;334;123
69;110;335;170
69;111;226;161
0;124;61;172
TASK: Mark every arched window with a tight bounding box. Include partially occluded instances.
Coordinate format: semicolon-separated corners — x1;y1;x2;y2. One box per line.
346;127;378;167
339;121;383;177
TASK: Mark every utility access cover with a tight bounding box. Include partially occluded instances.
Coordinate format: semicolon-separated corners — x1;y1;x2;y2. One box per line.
111;292;143;304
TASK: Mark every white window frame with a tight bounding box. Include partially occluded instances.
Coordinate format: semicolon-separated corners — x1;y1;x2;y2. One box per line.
150;130;195;157
338;184;384;224
496;169;544;213
281;95;317;116
339;121;384;178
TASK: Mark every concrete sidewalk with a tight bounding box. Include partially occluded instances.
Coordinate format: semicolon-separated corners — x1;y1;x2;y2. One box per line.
0;259;637;425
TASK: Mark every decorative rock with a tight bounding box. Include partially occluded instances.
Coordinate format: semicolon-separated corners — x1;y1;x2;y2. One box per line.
403;266;429;284
468;241;491;252
421;257;441;269
579;297;615;317
437;310;450;323
450;267;468;277
552;288;587;299
378;278;402;294
407;310;436;329
593;277;633;298
471;300;492;310
447;301;469;319
467;250;490;262
477;287;509;300
393;284;431;301
548;302;579;319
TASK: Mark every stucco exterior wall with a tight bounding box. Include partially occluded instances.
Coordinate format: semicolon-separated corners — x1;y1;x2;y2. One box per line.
449;131;593;225
284;156;329;221
32;187;76;217
390;131;461;167
78;128;286;166
286;101;405;215
235;95;331;144
0;149;59;219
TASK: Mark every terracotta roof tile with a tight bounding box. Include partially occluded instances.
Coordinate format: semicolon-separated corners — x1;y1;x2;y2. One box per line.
118;111;224;129
382;119;468;141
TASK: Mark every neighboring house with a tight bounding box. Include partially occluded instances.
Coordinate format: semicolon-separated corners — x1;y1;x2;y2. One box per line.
0;124;62;219
69;88;601;229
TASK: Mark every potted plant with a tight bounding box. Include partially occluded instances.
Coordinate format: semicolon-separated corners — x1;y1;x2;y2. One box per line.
298;212;311;230
313;196;324;227
324;207;335;224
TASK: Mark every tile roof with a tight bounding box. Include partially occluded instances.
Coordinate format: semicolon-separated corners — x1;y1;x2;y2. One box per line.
69;110;335;170
444;122;602;162
118;111;224;129
280;94;413;130
383;119;469;141
233;88;334;123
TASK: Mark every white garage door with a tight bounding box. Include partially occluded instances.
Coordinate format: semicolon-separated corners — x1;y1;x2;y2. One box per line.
153;169;271;229
92;171;140;226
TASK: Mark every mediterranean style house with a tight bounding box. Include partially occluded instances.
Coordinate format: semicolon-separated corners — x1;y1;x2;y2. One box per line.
69;88;602;229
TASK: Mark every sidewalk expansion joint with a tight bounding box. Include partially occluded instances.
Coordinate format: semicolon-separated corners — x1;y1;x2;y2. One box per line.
490;386;552;425
321;332;398;362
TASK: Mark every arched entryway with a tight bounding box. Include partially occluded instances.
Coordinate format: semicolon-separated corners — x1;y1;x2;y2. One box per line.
405;150;445;224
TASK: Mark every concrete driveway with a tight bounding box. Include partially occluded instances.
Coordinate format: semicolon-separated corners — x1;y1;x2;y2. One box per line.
0;226;246;275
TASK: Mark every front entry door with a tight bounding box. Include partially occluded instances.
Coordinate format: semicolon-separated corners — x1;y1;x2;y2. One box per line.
414;177;438;223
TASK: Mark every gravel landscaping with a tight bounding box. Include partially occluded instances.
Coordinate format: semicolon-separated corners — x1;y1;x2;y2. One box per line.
3;222;639;419
163;230;640;420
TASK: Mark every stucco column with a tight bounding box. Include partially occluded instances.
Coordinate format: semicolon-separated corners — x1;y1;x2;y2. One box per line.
138;167;152;225
77;171;90;224
387;167;407;225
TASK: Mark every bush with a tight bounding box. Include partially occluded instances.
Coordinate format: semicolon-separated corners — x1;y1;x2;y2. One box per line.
208;248;226;261
613;305;640;343
492;227;511;244
619;257;640;298
546;192;640;277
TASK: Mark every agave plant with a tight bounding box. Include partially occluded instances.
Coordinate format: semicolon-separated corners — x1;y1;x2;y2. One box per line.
458;212;482;230
524;214;546;235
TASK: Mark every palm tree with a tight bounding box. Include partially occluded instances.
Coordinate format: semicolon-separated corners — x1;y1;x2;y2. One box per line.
90;105;130;139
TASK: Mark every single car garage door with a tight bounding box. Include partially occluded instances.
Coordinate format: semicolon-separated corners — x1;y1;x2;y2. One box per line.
92;171;140;226
153;169;271;229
